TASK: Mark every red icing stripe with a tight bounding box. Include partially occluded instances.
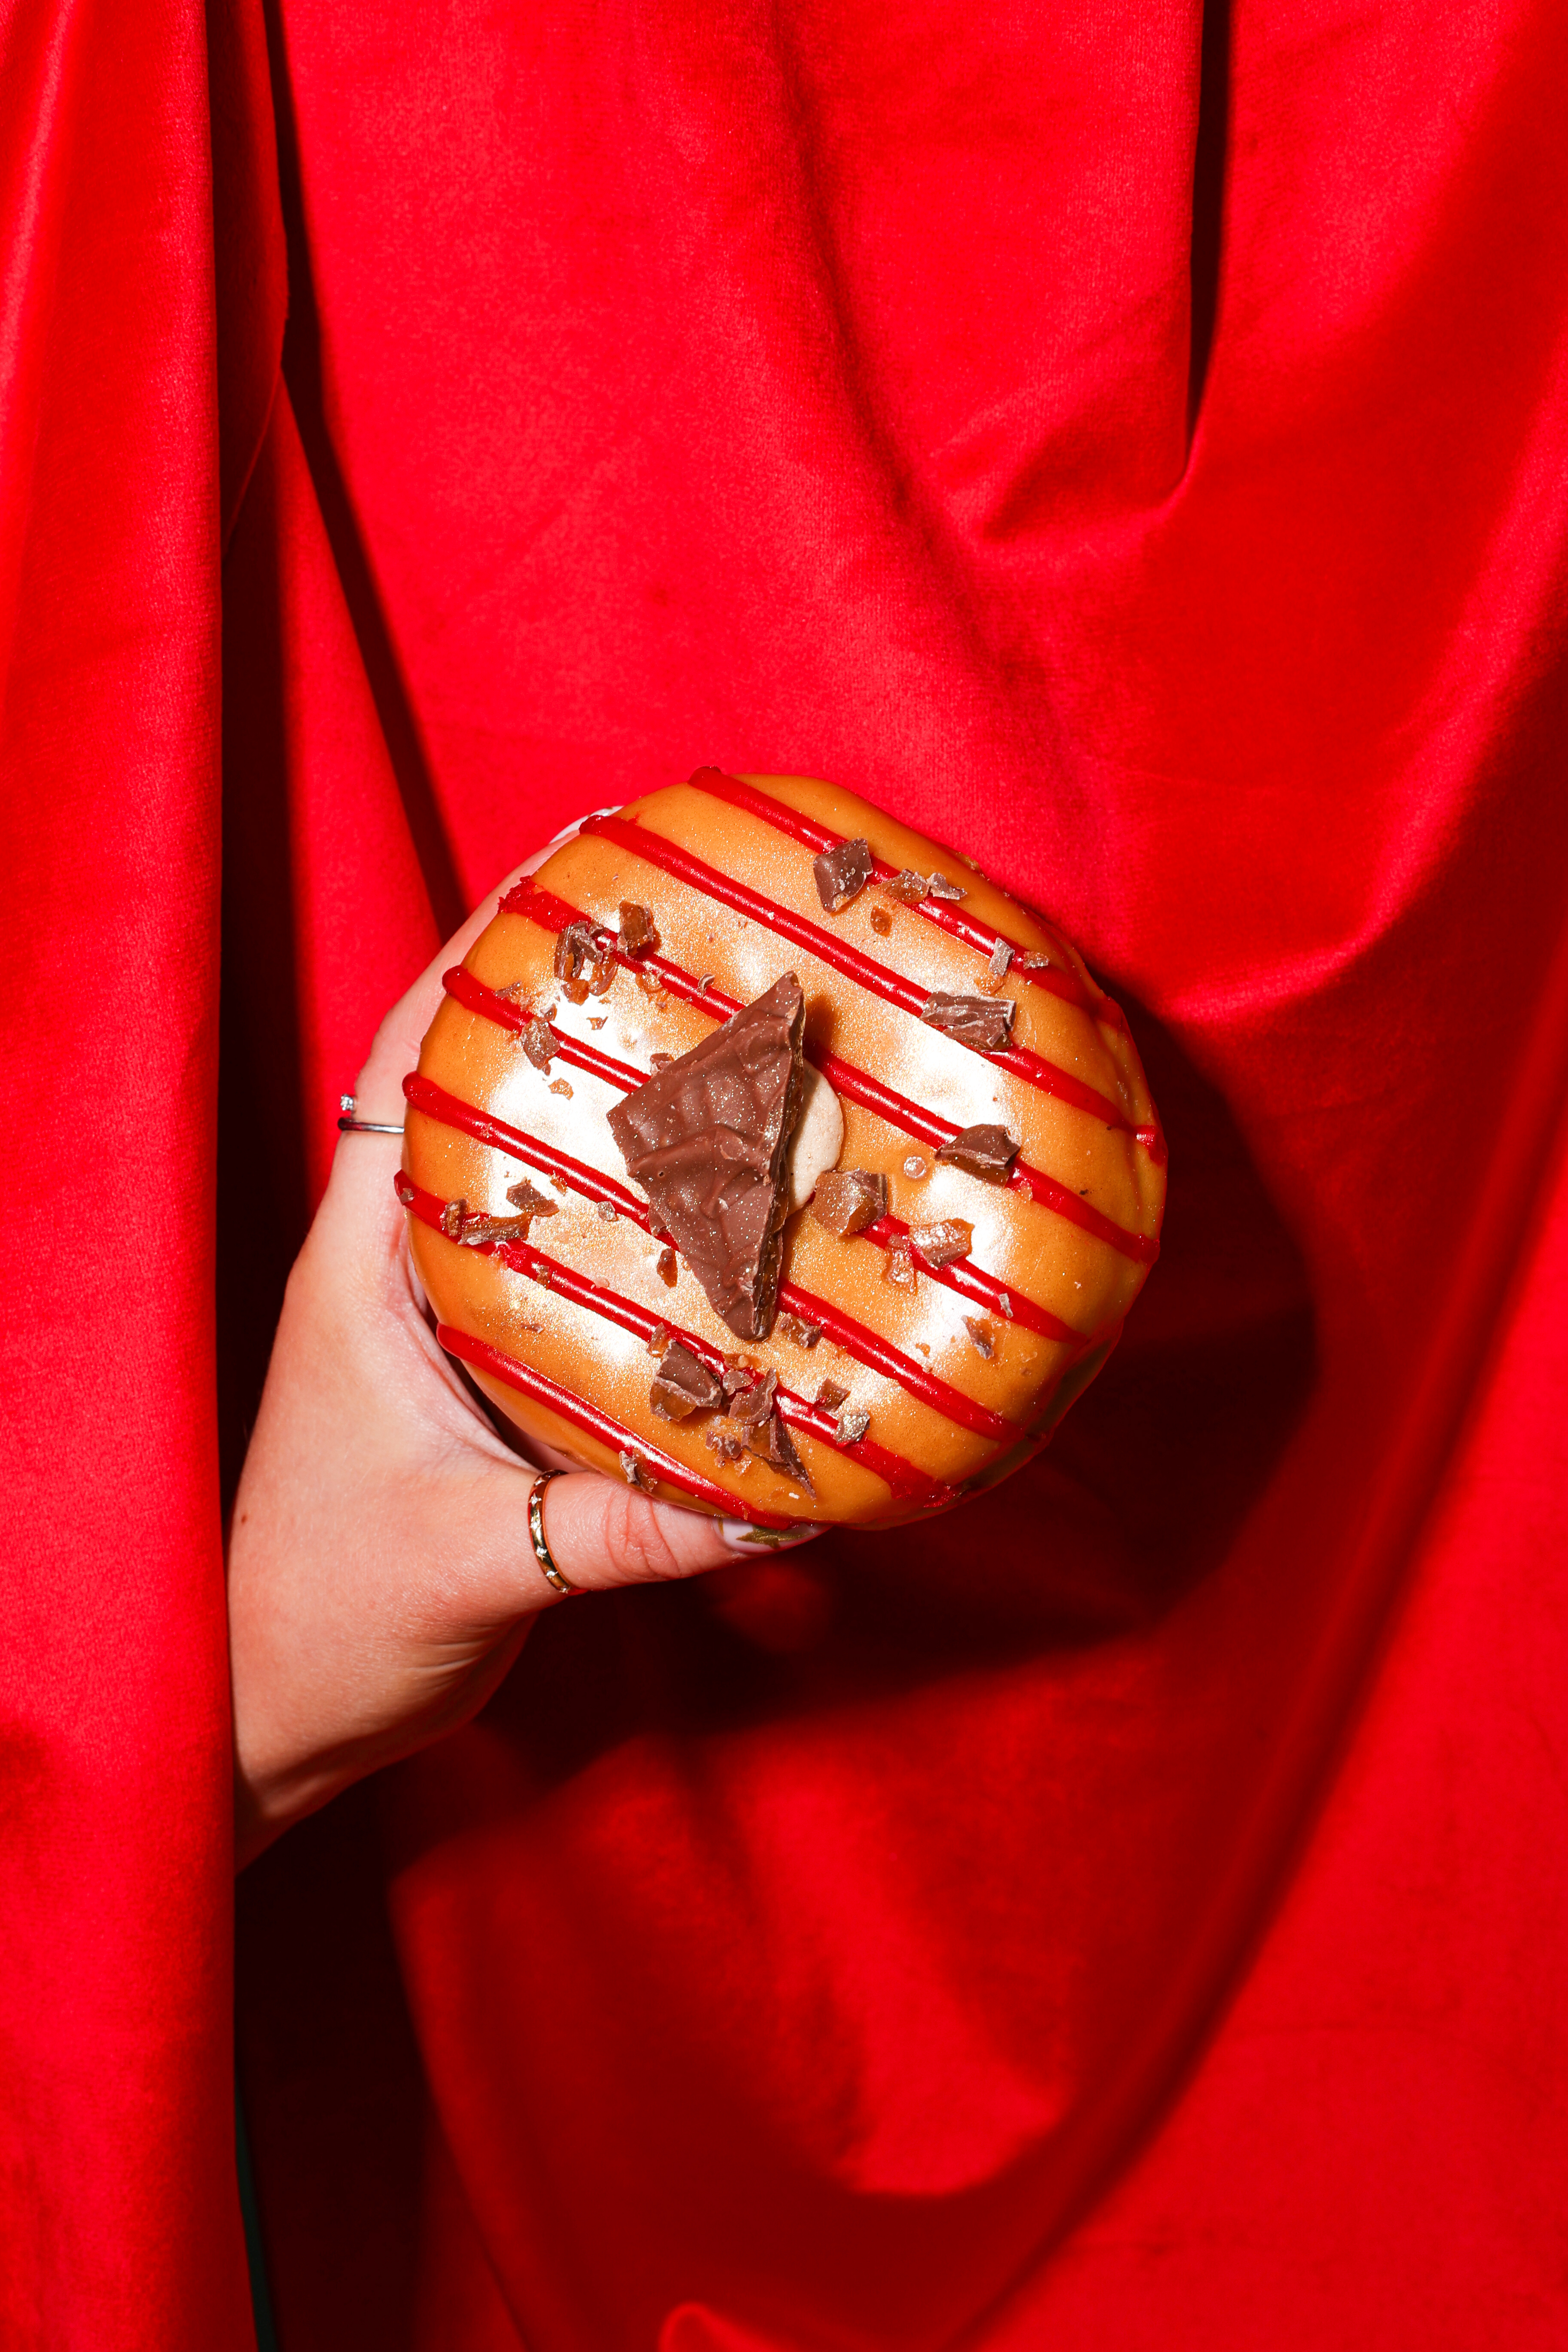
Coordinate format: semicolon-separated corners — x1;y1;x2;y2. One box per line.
494;886;1159;1268
810;1047;1157;1261
770;1282;1018;1444
577;812;1133;1129
401;1182;957;1510
404;1072;649;1219
685;768;1095;1012
434;1323;794;1527
402;1074;1024;1443
870;1216;1082;1343
442;965;647;1093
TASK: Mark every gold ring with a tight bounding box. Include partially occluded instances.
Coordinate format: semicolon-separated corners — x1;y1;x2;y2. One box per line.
528;1471;578;1596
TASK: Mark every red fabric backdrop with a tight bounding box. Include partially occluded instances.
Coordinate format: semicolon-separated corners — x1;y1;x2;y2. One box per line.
3;0;1566;2344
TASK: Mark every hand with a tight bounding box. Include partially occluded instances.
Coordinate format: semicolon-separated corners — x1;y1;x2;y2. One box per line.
227;852;821;1870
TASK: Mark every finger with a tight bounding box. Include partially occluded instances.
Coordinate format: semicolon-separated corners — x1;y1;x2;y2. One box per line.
530;1472;825;1602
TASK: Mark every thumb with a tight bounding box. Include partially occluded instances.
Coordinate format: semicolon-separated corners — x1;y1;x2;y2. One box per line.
447;1465;826;1618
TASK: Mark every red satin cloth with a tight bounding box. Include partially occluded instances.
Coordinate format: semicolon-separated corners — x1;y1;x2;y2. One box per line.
4;0;1567;2344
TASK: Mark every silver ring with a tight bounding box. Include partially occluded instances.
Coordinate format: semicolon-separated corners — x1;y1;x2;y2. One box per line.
337;1093;404;1135
528;1471;578;1596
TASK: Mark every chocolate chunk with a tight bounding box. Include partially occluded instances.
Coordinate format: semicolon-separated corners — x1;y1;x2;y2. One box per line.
588;957;617;997
505;1177;558;1220
963;1316;996;1360
815;1377;851;1411
456;1210;542;1247
813;835;874;913
439;1197;466;1239
554;921;600;983
981;939;1013;994
636;968;664;997
649;1053;674;1073
835;1406;870;1446
704;1424;746;1464
775;1312;821;1349
646;1321;671;1357
747;1409;815;1495
920;991;1016;1052
606;974;807;1340
649;1341;724;1420
934;1123;1020;1182
619;1450;655;1491
910;1217;974;1268
727;1369;779;1431
883;869;929;904
883;1236;917;1289
656;1246;678;1287
521;1019;554;1072
810;1167;887;1237
549;1078;573;1097
924;871;967;902
619;900;658;956
721;1355;759;1396
870;905;893;936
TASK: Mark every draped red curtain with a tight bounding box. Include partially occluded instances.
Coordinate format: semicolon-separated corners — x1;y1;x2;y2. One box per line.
3;0;1566;2345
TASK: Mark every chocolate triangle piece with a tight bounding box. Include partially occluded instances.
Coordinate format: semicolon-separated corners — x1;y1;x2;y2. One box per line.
606;974;807;1339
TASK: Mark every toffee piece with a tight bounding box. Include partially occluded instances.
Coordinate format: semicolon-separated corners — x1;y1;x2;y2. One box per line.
920;991;1016;1052
521;1019;554;1072
981;940;1013;993
747;1407;814;1494
727;1369;779;1432
455;1209;539;1247
909;1218;974;1268
618;900;658;956
554;920;600;983
649;1341;724;1420
883;1236;917;1289
810;1167;887;1237
606;974;807;1339
813;835;874;913
935;1123;1020;1183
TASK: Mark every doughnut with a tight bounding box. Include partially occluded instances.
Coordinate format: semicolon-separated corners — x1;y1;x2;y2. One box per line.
399;770;1166;1533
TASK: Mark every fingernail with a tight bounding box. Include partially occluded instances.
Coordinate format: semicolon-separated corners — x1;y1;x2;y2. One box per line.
718;1519;828;1553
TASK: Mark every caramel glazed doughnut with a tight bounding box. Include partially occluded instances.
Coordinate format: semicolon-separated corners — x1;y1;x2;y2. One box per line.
400;770;1167;1535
